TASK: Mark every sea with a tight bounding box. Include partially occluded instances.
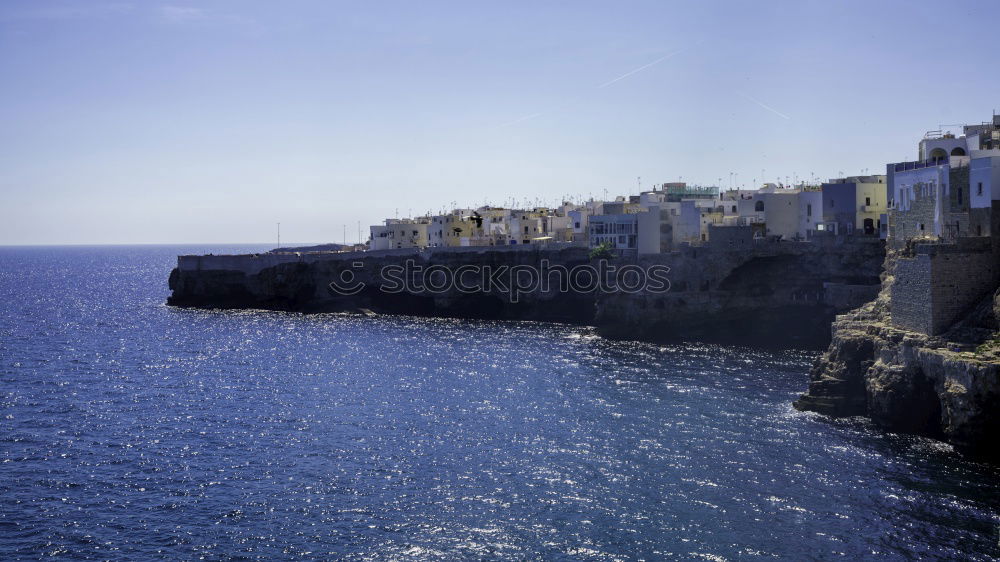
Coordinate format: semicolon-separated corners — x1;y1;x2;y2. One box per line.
1;245;998;560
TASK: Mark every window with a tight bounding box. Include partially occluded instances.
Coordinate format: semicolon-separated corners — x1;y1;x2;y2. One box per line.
978;182;984;196
731;205;737;213
574;222;580;228
524;226;529;233
754;200;764;212
865;197;871;206
807;204;812;217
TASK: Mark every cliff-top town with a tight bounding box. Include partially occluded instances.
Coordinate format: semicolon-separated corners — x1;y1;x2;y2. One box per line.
367;113;999;259
356;112;1000;344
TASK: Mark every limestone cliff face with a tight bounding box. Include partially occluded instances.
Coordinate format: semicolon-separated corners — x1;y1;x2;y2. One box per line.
170;240;884;348
168;247;598;323
795;247;1000;459
594;239;884;348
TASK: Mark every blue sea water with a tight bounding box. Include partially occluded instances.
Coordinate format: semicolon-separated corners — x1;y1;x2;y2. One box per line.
0;245;998;560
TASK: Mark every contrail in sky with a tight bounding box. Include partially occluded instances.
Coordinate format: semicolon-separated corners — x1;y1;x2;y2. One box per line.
495;44;695;129
597;47;689;88
739;92;791;120
496;112;544;129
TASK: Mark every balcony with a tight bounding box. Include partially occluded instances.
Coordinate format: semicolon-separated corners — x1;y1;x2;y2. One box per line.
892;160;942;172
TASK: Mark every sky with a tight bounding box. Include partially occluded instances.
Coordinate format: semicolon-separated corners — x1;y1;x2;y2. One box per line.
1;0;998;245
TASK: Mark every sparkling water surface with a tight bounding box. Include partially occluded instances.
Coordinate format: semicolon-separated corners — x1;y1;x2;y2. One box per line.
1;245;998;560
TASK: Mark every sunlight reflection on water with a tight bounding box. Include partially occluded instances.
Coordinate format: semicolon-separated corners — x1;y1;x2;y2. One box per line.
0;245;998;560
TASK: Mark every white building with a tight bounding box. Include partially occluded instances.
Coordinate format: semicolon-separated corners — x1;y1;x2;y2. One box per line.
797;189;823;240
888;114;1000;240
370;218;430;250
756;188;800;240
590;213;638;255
917;116;1000;162
671;199;721;245
970;155;1000;210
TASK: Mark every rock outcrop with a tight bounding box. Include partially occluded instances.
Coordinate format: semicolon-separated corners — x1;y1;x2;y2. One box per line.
795;247;1000;460
168;246;598;323
594;238;884;347
169;239;884;348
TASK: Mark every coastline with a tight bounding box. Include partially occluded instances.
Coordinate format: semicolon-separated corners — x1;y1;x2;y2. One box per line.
168;235;1000;458
167;238;883;349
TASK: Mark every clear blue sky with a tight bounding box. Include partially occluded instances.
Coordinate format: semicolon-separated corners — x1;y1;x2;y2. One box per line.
1;0;998;245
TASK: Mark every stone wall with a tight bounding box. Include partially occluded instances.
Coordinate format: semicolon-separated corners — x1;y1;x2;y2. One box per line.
890;253;934;334
889;186;938;249
891;238;998;335
929;241;999;335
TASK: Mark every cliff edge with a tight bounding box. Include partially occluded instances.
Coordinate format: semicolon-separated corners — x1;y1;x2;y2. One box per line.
168;240;884;348
795;245;1000;459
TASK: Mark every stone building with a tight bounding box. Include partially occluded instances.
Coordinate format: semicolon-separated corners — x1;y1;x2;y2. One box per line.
886;113;1000;336
890;238;998;335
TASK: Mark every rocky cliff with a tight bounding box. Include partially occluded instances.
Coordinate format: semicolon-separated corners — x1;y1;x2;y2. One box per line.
168;246;598;323
168;239;884;348
594;239;884;347
794;246;1000;460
